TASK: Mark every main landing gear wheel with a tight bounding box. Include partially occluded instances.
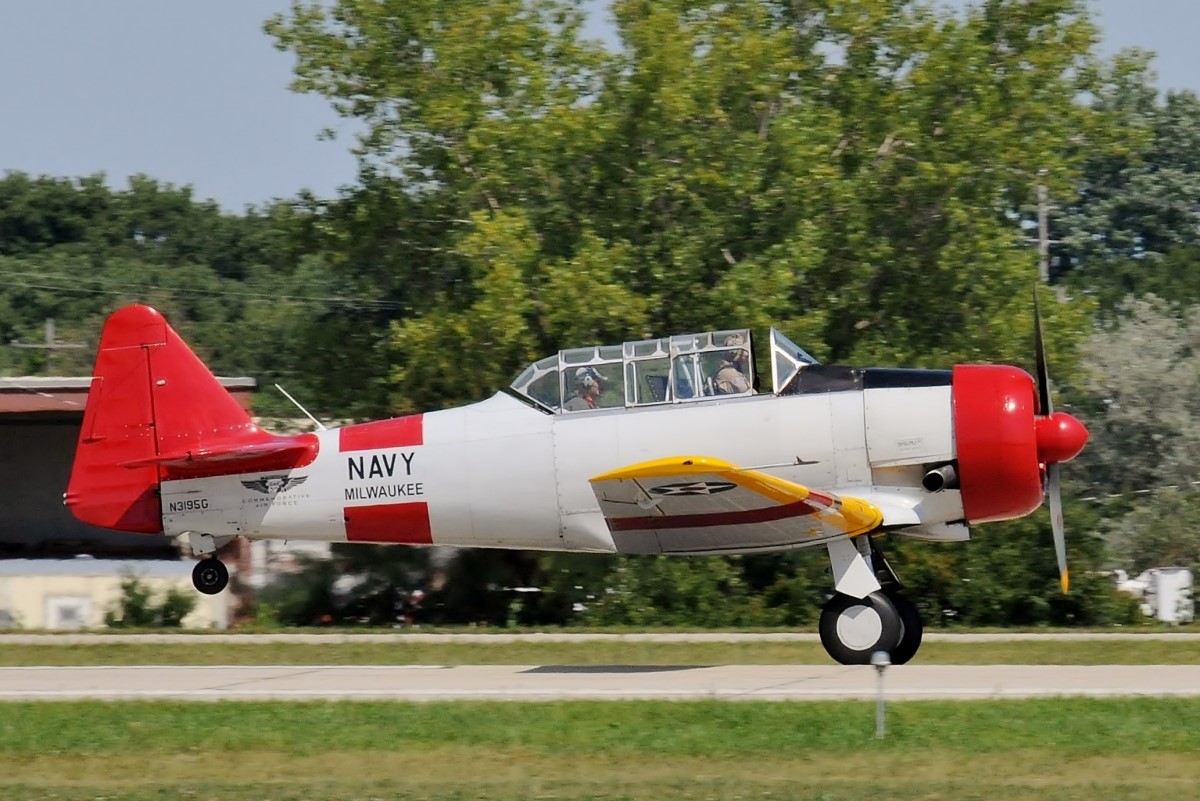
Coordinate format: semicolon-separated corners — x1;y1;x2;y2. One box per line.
884;592;924;666
818;591;903;665
192;559;229;595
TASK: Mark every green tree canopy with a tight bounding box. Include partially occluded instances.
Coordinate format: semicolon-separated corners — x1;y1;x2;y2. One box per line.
268;0;1108;413
1052;50;1200;306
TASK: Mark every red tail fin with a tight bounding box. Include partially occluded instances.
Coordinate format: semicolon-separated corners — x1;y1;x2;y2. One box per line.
65;305;317;533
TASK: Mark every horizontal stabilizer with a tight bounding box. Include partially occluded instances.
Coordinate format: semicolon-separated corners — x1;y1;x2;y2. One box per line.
120;438;317;469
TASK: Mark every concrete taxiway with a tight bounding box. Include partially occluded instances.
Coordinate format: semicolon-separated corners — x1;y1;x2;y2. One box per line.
3;664;1199;701
3;632;1200;644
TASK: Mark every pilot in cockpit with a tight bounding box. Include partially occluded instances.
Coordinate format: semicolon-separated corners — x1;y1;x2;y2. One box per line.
713;334;752;395
564;366;605;411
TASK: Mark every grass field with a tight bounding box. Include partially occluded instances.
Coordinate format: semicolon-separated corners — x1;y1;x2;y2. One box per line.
2;637;1200;665
2;699;1198;800
4;636;1198;799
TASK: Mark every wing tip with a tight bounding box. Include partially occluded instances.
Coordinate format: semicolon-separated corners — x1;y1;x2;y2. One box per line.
590;455;736;483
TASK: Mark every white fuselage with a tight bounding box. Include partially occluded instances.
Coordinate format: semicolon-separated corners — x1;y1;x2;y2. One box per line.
160;385;964;554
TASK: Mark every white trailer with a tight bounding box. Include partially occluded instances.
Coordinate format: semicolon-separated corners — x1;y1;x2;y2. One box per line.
1116;567;1194;624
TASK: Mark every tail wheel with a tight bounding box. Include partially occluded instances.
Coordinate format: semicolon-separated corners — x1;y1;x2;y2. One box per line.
818;591;903;665
192;559;229;595
884;592;924;665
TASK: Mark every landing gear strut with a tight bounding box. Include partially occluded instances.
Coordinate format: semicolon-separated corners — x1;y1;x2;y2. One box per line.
192;558;229;595
818;536;925;665
186;531;234;595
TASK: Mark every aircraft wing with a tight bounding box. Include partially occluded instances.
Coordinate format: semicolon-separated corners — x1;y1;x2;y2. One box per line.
588;456;882;554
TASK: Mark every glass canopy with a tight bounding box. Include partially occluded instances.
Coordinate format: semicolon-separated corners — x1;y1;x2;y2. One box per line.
509;327;818;413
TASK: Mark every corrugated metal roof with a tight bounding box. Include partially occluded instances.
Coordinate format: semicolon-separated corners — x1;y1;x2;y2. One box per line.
0;558;194;577
0;376;256;389
0;376;257;414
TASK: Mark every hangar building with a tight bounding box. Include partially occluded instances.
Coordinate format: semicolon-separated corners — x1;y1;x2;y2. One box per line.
0;376;255;558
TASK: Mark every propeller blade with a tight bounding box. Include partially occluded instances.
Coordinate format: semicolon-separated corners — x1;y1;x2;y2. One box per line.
1033;292;1052;416
1047;462;1068;594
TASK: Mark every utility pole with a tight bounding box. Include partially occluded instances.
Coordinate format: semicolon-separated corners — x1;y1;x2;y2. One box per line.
1037;182;1051;284
1029;169;1059;284
10;318;87;373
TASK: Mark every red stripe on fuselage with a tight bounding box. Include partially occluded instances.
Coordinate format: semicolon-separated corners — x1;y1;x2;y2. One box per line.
608;500;820;532
344;502;432;544
339;414;424;452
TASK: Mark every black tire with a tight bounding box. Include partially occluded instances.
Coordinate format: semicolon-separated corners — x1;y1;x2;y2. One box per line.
885;592;924;665
192;558;229;595
818;591;903;665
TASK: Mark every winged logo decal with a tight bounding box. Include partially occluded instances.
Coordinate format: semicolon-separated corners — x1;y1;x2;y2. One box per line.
241;474;308;495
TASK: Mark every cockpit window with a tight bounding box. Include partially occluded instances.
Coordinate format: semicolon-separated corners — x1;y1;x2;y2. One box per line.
508;355;563;412
769;327;819;395
562;363;624;411
623;337;672;405
556;345;624;412
512;326;813;413
525;356;562;410
670;329;754;399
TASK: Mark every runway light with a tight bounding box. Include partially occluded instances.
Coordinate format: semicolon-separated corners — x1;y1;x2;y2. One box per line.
871;650;891;738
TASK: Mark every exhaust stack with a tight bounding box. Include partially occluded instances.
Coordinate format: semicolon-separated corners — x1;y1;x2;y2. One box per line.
921;464;959;493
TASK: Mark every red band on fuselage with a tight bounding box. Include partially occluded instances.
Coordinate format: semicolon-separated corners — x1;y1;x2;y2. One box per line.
344;502;432;544
339;415;424;452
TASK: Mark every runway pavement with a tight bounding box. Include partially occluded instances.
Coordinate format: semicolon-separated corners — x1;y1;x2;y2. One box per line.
2;631;1199;643
4;663;1199;701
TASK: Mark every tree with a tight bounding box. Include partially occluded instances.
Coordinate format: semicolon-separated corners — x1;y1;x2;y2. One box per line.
1065;296;1200;576
104;573;198;629
389;210;650;412
1106;490;1200;575
580;555;782;627
269;0;1107;387
0;173;332;386
1053;50;1200;302
1070;296;1200;500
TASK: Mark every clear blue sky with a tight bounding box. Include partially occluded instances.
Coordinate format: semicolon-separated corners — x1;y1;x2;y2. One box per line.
1;1;1194;212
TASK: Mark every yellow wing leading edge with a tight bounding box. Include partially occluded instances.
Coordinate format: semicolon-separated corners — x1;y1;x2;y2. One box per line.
588;455;882;554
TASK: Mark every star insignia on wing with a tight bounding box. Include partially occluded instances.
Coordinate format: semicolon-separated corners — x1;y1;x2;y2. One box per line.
649;481;737;497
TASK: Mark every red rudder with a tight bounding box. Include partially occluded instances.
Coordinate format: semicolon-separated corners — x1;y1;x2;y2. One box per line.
65;305;316;533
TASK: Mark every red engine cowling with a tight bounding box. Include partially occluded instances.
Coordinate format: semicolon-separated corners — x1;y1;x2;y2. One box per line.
951;365;1088;524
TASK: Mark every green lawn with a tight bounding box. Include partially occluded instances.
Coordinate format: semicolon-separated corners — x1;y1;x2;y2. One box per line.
1;699;1198;800
1;637;1199;665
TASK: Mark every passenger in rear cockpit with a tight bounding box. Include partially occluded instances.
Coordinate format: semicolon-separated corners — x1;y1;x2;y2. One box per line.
713;334;752;395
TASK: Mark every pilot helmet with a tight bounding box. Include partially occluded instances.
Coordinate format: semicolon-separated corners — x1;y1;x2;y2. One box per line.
722;333;749;361
575;366;603;388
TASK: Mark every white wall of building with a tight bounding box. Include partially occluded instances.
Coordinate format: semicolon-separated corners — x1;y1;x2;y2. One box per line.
0;559;231;629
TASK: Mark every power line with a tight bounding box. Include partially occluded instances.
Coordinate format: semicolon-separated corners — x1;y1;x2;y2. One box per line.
1080;482;1200;503
3;265;352;290
6;270;400;306
5;275;405;310
9;318;88;375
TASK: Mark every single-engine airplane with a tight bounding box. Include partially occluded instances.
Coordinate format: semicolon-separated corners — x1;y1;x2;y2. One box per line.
66;303;1087;664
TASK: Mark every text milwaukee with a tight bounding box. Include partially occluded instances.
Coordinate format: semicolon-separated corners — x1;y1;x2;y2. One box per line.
345;483;424;501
